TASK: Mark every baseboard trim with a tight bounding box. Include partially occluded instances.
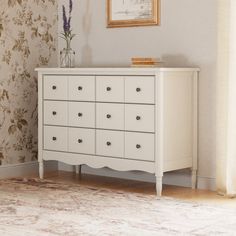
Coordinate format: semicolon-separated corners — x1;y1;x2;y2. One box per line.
58;163;216;191
0;161;58;179
197;176;216;191
0;161;216;191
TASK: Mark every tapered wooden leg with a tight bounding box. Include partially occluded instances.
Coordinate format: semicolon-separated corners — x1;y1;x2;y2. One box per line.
156;176;163;197
191;169;197;189
79;165;82;179
75;165;82;179
39;161;44;179
74;165;79;174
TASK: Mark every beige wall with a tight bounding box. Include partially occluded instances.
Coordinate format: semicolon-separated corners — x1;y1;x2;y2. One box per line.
0;0;57;165
59;0;217;180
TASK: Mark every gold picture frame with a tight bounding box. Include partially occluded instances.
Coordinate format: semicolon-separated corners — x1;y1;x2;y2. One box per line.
107;0;160;28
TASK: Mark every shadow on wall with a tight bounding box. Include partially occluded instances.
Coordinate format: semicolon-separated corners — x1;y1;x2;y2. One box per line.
80;54;199;68
81;0;93;66
162;54;198;67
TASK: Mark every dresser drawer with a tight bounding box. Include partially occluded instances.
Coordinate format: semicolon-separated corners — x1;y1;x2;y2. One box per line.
96;103;124;130
44;126;68;152
68;102;95;128
96;130;124;157
125;76;155;104
68;128;95;154
125;104;155;132
68;76;95;101
96;76;124;102
125;132;155;161
44;75;67;100
44;101;68;126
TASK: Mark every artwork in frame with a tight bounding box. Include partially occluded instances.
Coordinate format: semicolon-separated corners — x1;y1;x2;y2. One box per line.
107;0;160;28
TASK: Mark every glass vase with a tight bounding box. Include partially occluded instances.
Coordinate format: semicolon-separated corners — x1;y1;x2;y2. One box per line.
60;48;75;68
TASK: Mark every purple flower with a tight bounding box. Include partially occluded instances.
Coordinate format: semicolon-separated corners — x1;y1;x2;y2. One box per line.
61;0;75;48
62;5;69;33
69;0;73;14
68;17;71;32
62;0;73;33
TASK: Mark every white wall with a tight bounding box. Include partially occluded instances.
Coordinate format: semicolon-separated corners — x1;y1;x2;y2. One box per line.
59;0;217;185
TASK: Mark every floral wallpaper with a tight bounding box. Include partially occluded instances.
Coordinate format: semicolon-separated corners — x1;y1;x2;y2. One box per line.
0;0;57;165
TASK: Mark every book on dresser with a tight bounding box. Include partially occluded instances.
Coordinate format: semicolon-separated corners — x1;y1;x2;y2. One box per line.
35;67;199;196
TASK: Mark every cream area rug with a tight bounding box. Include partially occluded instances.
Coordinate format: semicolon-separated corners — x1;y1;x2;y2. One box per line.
0;179;236;236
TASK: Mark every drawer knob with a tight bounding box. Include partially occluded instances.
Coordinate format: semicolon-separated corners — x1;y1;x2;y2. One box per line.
106;141;111;146
106;114;111;119
136;116;141;121
78;86;83;91
136;87;141;92
78;113;83;117
52;137;57;141
52;85;57;90
106;87;111;91
136;144;141;149
78;139;83;143
52;111;57;116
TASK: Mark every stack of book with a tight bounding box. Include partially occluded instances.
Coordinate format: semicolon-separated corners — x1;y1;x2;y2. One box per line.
131;57;163;67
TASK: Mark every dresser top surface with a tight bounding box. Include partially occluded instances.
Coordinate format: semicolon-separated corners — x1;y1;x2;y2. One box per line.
35;67;200;74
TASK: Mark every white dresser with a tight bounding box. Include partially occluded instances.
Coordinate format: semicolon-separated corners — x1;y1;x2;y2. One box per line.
36;67;199;196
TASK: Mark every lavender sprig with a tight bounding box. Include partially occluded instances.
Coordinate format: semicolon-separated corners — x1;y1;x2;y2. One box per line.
62;5;68;33
61;0;75;49
69;0;73;14
68;17;71;32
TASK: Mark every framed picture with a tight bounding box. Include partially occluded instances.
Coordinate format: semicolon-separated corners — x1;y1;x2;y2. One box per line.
107;0;160;28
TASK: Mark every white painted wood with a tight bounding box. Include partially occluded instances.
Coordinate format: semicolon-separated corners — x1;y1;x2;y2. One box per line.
125;104;155;132
192;169;197;189
68;76;95;101
125;76;155;104
156;72;164;196
44;126;68;152
44;75;68;100
96;76;124;102
96;103;124;130
44;150;155;173
192;71;199;189
124;132;155;161
68;102;95;128
76;165;82;179
36;67;200;75
74;165;79;174
39;162;44;179
156;176;163;197
68;128;95;154
163;159;192;172
161;72;194;171
38;72;44;178
74;165;82;178
96;130;124;158
44;101;68;126
37;67;199;196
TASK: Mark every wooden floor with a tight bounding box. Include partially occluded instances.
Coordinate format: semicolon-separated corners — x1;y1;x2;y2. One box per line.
44;171;236;206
